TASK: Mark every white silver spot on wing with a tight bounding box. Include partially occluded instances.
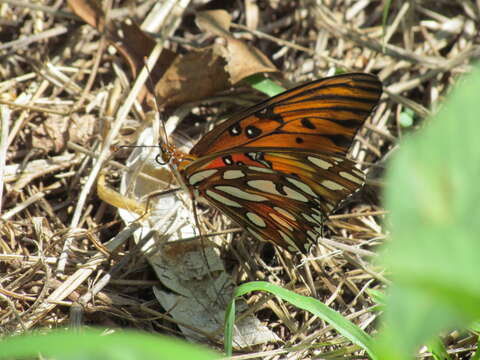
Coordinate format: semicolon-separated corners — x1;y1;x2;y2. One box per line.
302;213;316;224
205;190;243;208
312;213;323;224
269;212;294;231
304;242;312;252
321;180;345;191
339;171;363;184
247;180;281;196
308;156;332;169
189;169;218;186
247;152;271;168
286;177;316;197
215;185;268;202
230;125;241;135
283;186;309;202
307;230;317;241
223;170;245;180
278;230;300;252
247;227;266;242
273;207;296;221
246;212;267;228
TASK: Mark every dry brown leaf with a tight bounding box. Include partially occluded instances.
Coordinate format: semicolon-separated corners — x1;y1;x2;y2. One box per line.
195;9;232;37
221;37;278;84
153;47;230;108
195;10;277;84
114;21;176;82
31;114;96;153
67;0;107;31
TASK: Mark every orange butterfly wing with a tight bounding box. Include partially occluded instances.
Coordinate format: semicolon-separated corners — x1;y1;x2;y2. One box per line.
189;73;382;157
177;72;382;252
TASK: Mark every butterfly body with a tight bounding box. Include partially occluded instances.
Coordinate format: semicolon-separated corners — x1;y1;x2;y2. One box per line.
169;73;382;252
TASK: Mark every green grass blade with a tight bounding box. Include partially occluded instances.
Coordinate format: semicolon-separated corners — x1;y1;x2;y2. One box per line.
224;281;376;359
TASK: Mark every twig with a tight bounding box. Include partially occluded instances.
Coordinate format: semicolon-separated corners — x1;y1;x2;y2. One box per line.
0;26;68;51
0;105;11;214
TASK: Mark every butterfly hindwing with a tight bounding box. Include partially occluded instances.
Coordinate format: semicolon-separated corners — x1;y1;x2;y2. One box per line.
190;73;382;157
183;148;365;252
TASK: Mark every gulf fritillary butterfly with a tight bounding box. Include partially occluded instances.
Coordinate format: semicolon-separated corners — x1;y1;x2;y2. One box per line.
164;73;382;253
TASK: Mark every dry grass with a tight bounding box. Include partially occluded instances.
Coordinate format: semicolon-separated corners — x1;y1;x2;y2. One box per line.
0;0;478;358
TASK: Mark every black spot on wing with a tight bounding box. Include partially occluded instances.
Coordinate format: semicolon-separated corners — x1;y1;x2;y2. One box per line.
223;155;233;165
229;124;242;137
257;106;285;124
328;134;354;149
308;117;363;129
246;125;262;139
301;118;315;129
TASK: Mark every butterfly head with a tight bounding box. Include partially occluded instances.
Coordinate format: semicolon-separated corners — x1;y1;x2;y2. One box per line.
155;143;175;166
157;142;197;172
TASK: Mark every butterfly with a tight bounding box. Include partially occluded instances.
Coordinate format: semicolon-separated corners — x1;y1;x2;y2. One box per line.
164;73;382;253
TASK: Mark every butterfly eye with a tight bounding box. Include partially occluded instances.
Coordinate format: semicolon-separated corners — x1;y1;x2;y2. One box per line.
156;144;172;165
155;153;168;166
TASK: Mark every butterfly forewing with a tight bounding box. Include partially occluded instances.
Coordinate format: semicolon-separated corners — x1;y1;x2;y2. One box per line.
190;73;382;157
182;148;366;252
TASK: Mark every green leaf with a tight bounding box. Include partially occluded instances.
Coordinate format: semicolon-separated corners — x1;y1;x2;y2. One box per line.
243;74;285;97
0;328;218;360
427;336;452;360
378;65;480;357
224;281;376;358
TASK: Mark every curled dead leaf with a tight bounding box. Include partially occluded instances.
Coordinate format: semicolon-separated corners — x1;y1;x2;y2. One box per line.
195;9;231;37
67;0;106;31
153;47;230;108
195;10;277;84
220;37;278;84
